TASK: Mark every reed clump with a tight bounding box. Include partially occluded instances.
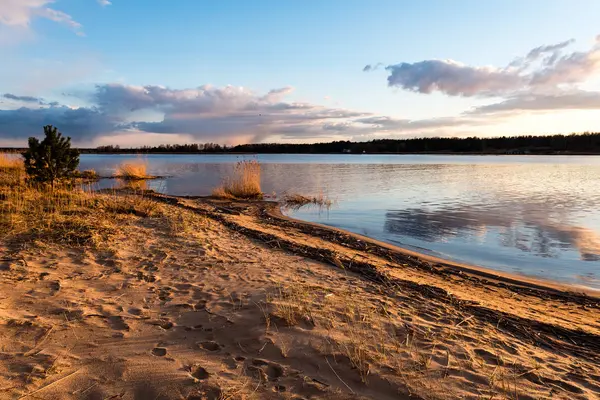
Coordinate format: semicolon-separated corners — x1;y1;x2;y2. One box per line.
212;160;262;200
281;191;333;210
74;169;99;180
114;160;153;180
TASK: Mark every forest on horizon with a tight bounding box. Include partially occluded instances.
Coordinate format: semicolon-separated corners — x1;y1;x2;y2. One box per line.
3;132;600;155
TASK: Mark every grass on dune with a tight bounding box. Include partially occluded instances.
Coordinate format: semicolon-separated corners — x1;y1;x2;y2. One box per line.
212;160;262;200
0;153;163;247
0;179;160;247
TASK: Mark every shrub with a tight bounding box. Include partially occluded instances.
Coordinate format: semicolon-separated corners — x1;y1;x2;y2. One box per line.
23;125;80;185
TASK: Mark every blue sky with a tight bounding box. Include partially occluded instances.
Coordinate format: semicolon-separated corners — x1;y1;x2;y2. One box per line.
1;0;600;146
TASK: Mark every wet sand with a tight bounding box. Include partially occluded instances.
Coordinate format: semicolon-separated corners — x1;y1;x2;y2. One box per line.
1;193;599;399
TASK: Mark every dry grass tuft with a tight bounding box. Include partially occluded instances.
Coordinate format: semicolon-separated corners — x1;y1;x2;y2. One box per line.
99;191;160;218
212;160;262;200
114;160;152;180
281;192;333;210
75;169;99;180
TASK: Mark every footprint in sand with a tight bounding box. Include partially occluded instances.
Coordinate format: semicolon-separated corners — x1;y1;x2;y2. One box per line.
159;319;174;330
151;347;167;356
137;271;157;283
108;316;130;331
194;300;207;310
53;308;84;321
49;280;61;294
172;303;194;310
199;341;221;351
187;385;221;400
128;307;143;316
222;357;238;370
474;348;503;366
252;359;285;380
191;365;210;380
158;287;172;301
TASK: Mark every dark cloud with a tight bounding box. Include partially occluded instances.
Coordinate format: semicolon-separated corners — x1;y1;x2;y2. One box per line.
363;63;384;72
384;60;523;97
3;93;41;103
0;106;125;140
377;35;600;98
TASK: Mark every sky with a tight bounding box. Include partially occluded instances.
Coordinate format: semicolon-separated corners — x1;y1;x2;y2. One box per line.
1;0;600;147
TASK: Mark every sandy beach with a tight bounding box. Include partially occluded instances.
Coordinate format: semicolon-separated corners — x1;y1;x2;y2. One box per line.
1;191;599;400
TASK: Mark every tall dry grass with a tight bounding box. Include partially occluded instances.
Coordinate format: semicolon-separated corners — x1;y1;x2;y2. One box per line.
114;159;151;180
0;153;23;170
212;160;262;199
1;152;162;247
0;153;25;187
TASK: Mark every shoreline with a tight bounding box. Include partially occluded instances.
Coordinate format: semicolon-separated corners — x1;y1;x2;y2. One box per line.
3;189;600;399
175;193;600;300
271;204;600;297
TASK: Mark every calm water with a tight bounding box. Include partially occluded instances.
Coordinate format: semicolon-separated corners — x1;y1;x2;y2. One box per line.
80;154;600;290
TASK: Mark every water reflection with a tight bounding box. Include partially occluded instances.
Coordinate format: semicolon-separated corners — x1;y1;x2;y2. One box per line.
384;204;600;261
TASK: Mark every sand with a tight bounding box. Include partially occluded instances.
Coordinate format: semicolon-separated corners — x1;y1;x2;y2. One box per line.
1;194;599;400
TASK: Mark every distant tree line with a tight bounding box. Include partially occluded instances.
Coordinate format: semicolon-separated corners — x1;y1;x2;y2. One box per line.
5;132;600;155
228;133;600;154
92;143;228;153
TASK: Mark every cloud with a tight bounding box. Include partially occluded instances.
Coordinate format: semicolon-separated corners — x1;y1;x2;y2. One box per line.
2;73;599;146
469;91;600;115
375;35;600;98
384;60;524;97
363;63;384;72
3;93;41;103
0;105;125;140
97;0;112;6
37;6;83;35
0;0;83;36
524;39;575;64
1;83;497;145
